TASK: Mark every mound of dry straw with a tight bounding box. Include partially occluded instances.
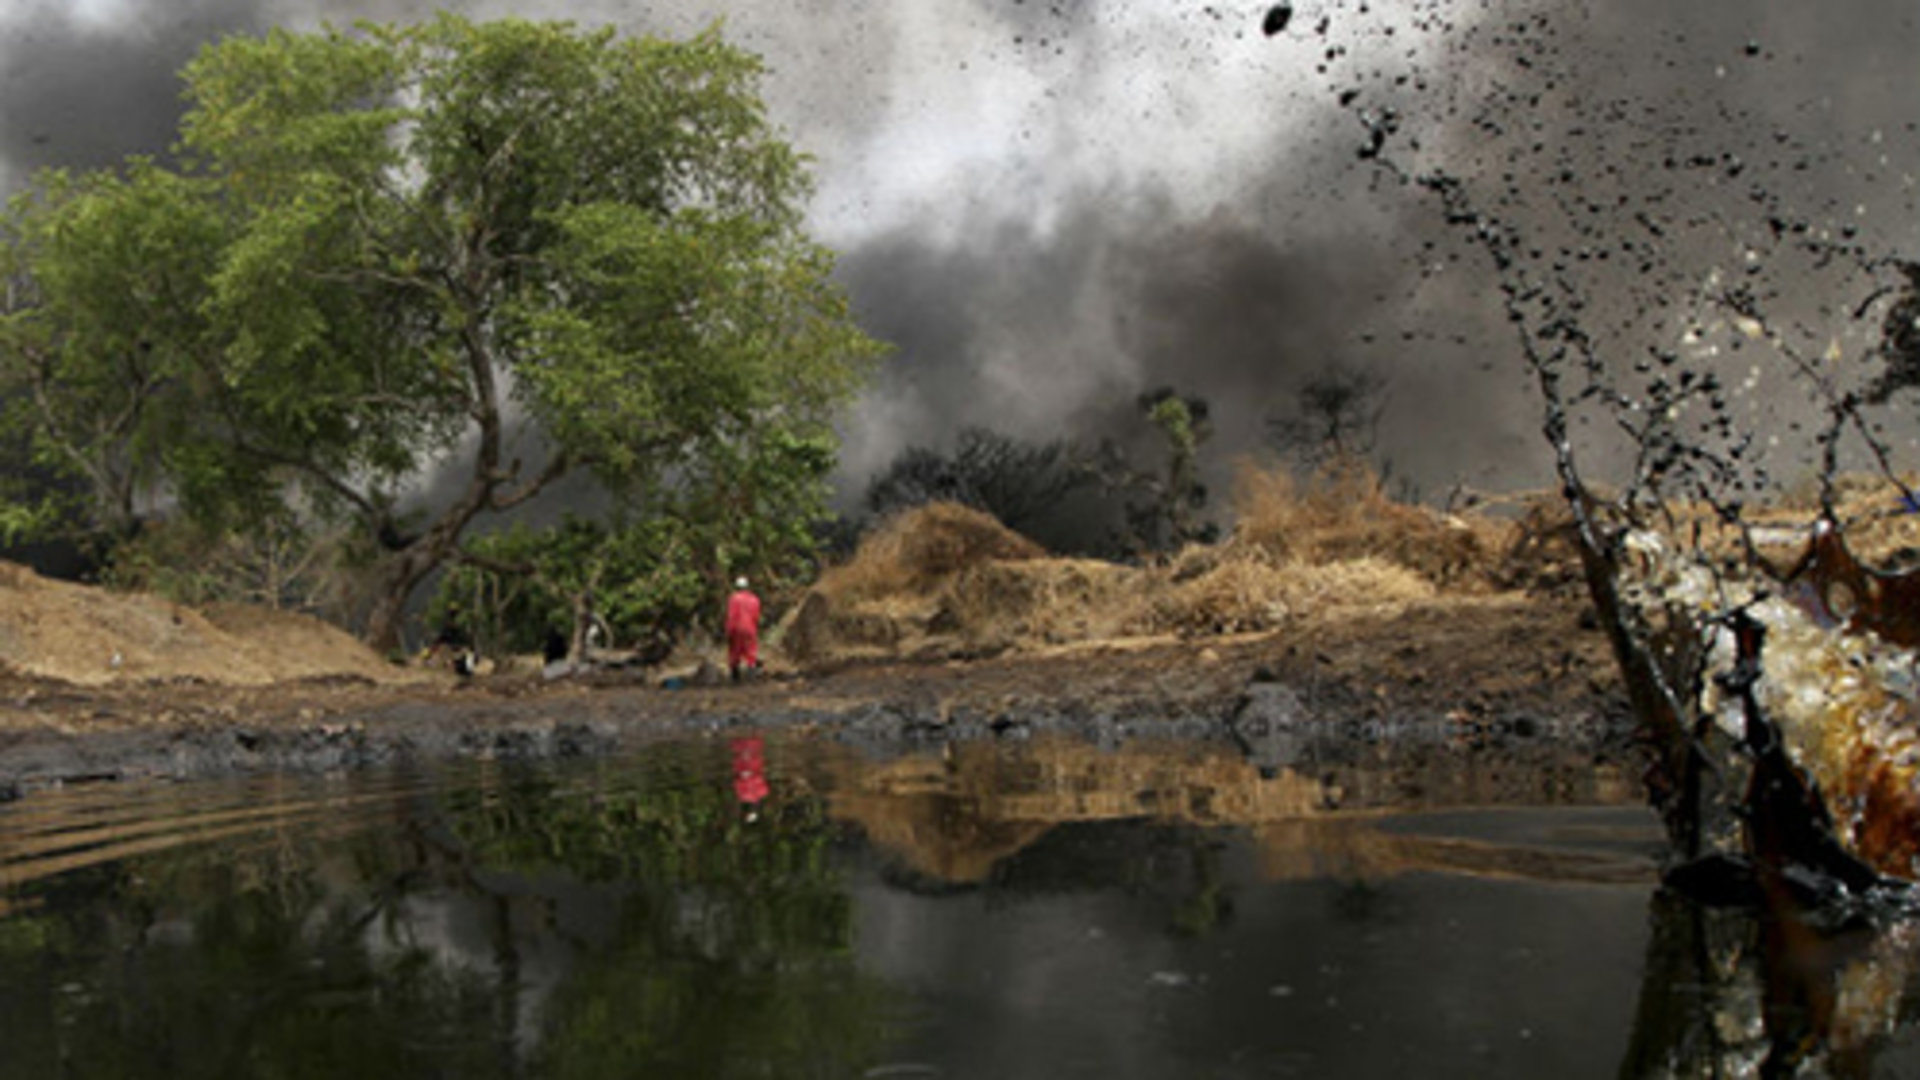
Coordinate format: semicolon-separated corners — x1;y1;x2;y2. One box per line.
816;502;1046;603
1227;460;1506;587
785;468;1515;665
1127;462;1517;636
1131;546;1437;637
782;503;1055;661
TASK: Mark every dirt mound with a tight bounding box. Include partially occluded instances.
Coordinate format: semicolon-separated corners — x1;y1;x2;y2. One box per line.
0;561;422;687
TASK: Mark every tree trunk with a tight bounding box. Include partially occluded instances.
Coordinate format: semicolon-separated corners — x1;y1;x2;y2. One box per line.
362;586;410;658
568;590;594;665
363;553;432;657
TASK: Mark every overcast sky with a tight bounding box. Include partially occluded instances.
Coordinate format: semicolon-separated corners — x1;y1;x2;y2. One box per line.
3;0;1916;505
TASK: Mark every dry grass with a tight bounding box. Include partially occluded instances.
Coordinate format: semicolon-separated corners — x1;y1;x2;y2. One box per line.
0;560;422;687
1565;472;1920;577
943;558;1141;644
816;502;1046;604
1129;551;1437;637
1760;473;1920;568
1227;459;1508;587
787;469;1509;666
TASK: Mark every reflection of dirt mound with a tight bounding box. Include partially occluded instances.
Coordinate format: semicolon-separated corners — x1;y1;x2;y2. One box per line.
833;791;1052;883
0;561;420;687
822;739;1648;887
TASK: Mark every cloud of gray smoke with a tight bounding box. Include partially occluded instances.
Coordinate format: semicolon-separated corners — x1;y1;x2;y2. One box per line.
1323;0;1920;492
2;0;1914;510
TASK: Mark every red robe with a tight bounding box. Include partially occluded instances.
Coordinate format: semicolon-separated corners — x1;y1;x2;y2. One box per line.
725;589;762;670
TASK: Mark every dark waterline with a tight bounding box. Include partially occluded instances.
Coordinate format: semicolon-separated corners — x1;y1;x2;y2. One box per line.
4;732;1919;1078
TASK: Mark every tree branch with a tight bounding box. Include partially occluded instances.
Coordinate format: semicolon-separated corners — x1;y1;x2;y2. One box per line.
489;450;576;511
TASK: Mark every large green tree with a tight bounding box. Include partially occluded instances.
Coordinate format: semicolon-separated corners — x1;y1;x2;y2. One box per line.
1;15;882;650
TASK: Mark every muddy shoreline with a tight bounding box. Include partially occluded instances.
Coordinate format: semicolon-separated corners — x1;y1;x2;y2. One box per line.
0;595;1637;800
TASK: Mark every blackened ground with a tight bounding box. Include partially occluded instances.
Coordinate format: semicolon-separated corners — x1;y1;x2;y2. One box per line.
0;591;1632;797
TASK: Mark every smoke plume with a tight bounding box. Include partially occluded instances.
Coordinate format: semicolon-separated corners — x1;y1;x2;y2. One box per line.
2;0;1915;507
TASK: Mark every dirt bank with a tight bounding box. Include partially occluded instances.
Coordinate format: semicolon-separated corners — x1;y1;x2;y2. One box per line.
0;477;1654;796
0;578;1628;797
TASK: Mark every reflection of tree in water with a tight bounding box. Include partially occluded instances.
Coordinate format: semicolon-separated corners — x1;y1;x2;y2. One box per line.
1170;839;1236;938
449;765;895;1078
0;760;897;1078
0;840;506;1078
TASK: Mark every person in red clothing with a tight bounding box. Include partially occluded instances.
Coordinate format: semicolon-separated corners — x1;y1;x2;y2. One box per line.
725;576;762;683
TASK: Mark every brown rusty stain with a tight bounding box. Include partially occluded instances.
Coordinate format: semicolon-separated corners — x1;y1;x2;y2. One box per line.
1851;759;1920;877
1775;521;1920;878
1785;521;1920;648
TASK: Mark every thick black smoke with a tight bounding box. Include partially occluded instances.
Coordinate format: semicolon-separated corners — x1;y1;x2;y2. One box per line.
833;187;1526;496
0;0;267;186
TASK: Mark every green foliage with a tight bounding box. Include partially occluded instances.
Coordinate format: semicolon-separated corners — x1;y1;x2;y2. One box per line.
431;514;708;655
1148;394;1196;452
0;162;231;542
432;425;836;654
1121;387;1215;550
673;423;842;587
0;488;74;548
1;15;882;648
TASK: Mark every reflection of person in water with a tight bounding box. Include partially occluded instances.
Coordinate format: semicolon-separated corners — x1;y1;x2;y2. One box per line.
731;736;770;822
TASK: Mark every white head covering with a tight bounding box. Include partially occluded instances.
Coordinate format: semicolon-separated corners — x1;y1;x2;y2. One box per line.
735;576;749;590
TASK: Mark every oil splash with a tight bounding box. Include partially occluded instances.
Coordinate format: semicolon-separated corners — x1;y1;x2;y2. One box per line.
1630;520;1920;882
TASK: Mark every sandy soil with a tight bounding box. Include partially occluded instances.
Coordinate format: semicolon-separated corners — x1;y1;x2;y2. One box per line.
0;559;420;689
